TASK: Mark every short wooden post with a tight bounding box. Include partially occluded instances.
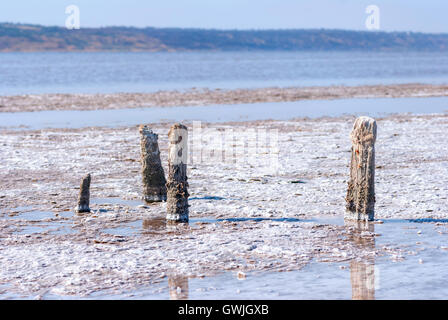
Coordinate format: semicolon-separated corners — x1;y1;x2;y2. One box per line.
346;116;377;221
166;123;189;222
140;125;167;203
76;173;91;213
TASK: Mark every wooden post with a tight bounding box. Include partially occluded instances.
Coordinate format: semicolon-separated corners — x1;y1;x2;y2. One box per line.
140;125;167;203
76;173;91;213
346;116;377;221
166;123;189;222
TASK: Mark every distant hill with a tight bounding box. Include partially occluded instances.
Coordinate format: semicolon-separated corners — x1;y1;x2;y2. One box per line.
1;23;448;52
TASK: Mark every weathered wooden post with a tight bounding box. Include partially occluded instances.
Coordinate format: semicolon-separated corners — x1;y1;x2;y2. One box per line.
166;123;189;222
346;116;377;221
76;173;91;213
140;125;167;203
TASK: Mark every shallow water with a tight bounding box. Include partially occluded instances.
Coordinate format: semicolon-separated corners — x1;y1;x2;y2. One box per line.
92;217;448;300
2;51;448;95
1;97;448;130
2;208;74;235
2;209;72;221
102;216;306;237
3;211;448;299
91;197;145;207
8;211;55;221
14;223;76;236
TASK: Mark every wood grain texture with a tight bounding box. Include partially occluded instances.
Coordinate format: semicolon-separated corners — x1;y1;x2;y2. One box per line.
346;117;377;221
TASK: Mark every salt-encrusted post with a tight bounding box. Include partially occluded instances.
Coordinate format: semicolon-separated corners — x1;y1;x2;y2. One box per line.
140;125;167;203
346;116;377;221
76;173;91;213
166;123;189;222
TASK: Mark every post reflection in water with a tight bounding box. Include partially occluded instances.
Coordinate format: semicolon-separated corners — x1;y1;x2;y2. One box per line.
142;217;166;234
142;219;190;299
168;275;189;300
345;220;376;300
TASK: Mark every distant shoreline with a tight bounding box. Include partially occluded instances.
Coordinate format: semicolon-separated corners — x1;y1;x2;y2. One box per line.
2;23;448;52
1;83;448;113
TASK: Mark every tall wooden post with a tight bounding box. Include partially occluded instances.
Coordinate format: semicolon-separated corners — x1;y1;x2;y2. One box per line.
76;173;91;213
346;116;377;221
140;125;167;203
166;124;189;222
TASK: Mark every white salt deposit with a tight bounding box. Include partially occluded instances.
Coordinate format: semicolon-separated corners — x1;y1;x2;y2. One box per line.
0;113;447;298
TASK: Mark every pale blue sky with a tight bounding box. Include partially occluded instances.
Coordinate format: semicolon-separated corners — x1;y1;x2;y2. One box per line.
0;0;446;33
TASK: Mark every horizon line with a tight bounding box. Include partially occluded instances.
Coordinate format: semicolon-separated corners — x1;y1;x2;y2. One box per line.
1;21;447;36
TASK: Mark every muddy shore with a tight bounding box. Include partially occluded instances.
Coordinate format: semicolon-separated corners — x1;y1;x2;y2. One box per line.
1;83;448;113
0;113;447;297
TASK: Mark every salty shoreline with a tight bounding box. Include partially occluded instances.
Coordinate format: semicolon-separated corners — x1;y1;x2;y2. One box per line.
1;83;448;113
1;113;447;297
2;113;447;219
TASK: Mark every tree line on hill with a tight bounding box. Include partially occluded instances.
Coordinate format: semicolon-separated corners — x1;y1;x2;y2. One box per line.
1;23;447;52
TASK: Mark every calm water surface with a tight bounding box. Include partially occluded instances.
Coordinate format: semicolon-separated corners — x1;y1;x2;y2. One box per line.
93;217;448;300
1;51;448;95
1;97;447;130
2;214;446;299
1;51;448;300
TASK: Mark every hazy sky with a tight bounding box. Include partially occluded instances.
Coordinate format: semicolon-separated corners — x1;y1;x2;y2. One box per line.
0;0;446;33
